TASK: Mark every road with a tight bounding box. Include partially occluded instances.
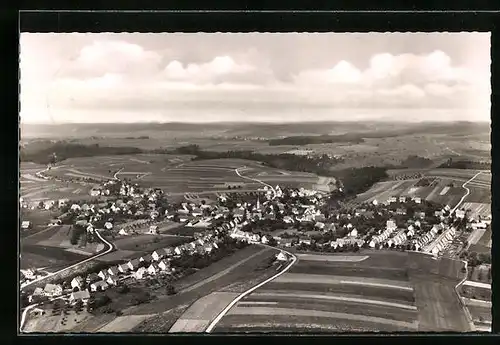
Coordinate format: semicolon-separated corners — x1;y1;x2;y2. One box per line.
21;229;115;290
235;166;277;199
204;244;297;333
451;171;484;214
454;260;476;331
113;168;124;179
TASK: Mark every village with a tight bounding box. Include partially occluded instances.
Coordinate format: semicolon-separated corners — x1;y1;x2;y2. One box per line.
20;162;491;319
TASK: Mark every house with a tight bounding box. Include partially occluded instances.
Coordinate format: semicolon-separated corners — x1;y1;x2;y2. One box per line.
118;229;128;236
21;268;36;280
386;220;397;231
349;228;358;238
261;235;270;244
298;238;311;246
98;270;108;280
106;276;118;286
118;264;131;274
33;287;44;296
396;208;407;215
455;209;466;219
69;290;91;305
203;243;214;253
276;251;288;261
134;267;148;280
139;254;154;264
315;222;325;230
174;246;183;255
413;197;422;204
90;189;101;197
399;196;407;203
278;238;295;247
71;276;84;289
387;196;397;204
90;280;109;292
86;273;100;284
104;222;113;230
152;248;171;261
126;259;140;271
148;225;158;234
107;266;120;276
158;260;170;271
58;199;69;208
43;284;63;297
21;221;32;230
435;210;443;217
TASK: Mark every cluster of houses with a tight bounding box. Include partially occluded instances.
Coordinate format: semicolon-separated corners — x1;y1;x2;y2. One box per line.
25;229;226;306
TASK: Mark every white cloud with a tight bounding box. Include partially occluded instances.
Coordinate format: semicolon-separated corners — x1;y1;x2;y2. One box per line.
20;36;491;123
65;40;162;78
163;56;256;84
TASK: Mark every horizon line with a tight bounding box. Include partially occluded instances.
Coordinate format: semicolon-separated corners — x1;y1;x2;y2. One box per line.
20;119;491;125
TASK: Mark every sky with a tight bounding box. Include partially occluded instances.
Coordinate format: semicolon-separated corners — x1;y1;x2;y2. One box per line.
19;33;491;124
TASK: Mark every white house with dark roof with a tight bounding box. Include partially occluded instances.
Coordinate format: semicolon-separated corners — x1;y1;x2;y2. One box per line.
118;264;130;274
127;259;140;271
98;270;108;280
107;266;119;276
106;276;118;286
134;267;148;280
71;276;84;289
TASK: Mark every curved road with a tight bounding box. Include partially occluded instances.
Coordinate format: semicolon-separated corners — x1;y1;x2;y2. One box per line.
21;229;114;291
204;167;292;333
205;244;297;333
451;171;483;214
235;166;277;200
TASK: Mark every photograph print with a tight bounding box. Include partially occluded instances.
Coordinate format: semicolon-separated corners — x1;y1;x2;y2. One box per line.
19;32;491;333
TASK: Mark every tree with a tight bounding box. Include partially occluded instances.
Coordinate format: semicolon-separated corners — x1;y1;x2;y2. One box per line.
166;284;176;295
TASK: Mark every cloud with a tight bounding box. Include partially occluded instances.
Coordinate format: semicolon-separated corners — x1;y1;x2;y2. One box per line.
20;36;490;123
63;40;162;79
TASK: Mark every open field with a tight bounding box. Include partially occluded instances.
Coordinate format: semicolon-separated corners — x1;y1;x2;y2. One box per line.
20;210;62;239
462;202;491;219
215;251;471;333
96;314;155;333
169;292;240;332
355;170;490;210
410;274;470;331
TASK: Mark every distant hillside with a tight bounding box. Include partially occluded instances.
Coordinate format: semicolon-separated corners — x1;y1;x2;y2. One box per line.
20;142;145;164
20;121;490;140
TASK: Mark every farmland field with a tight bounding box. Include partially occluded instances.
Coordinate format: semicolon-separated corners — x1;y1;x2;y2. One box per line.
214;251;472;333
